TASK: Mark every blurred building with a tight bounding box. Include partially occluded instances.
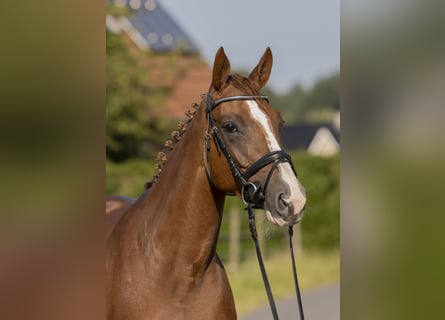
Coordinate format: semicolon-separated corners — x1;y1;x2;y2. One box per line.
106;0;199;53
106;0;211;119
282;111;340;156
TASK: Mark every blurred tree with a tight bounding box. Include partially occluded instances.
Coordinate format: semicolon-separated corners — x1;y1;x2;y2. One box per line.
305;73;339;108
106;31;170;162
264;72;339;124
263;84;306;124
302;73;339;121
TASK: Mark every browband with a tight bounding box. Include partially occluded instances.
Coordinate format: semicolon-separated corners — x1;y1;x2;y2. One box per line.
207;95;269;112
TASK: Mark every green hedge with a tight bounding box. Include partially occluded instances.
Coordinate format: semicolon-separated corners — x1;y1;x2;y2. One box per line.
291;151;340;250
106;151;339;251
106;158;156;198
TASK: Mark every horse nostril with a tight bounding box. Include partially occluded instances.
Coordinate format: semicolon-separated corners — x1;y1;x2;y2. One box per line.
276;193;290;216
278;194;286;206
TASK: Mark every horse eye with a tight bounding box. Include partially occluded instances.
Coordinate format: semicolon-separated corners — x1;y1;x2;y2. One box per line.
221;121;238;133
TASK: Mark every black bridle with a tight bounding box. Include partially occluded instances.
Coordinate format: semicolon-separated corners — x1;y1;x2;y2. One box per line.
205;92;305;320
205;93;295;207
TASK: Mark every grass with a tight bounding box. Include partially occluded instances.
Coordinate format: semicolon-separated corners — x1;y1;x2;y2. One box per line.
227;249;340;316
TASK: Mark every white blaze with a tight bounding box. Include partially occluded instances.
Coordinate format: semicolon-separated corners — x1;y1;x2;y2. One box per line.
246;101;306;219
246;101;281;151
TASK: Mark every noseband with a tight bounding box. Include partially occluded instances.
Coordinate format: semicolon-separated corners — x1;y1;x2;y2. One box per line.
204;92;305;320
204;92;296;208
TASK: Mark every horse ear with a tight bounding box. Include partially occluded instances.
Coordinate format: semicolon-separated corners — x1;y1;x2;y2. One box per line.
212;47;231;91
249;47;273;89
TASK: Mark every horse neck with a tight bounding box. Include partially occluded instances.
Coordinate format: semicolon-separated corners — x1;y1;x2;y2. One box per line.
128;104;226;273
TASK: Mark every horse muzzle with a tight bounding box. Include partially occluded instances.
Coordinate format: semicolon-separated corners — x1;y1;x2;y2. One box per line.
263;171;306;227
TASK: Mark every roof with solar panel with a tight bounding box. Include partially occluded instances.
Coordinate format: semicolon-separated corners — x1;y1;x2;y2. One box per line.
107;0;199;54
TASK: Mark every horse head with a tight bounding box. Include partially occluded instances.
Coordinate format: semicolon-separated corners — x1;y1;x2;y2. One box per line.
205;47;306;226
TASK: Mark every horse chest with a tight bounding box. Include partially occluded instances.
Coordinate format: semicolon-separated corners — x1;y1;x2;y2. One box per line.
186;259;237;319
109;258;236;320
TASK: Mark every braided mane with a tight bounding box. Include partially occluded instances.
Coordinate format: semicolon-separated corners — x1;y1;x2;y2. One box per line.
144;94;204;189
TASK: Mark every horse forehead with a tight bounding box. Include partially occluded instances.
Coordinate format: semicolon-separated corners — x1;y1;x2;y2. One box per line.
243;100;281;151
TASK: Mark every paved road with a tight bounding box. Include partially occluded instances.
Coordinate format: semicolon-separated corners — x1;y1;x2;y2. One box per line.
241;284;339;320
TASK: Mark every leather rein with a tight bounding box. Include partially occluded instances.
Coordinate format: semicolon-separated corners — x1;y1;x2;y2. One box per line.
204;92;305;320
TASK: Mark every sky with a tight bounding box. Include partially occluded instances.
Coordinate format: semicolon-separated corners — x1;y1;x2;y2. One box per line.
161;0;339;93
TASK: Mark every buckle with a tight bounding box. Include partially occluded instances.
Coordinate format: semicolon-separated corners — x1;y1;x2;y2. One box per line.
242;181;264;208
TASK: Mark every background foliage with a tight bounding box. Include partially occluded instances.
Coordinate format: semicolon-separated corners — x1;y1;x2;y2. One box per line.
263;72;339;124
292;151;340;250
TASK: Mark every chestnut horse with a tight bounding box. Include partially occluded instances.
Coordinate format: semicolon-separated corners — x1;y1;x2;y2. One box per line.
106;47;306;320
